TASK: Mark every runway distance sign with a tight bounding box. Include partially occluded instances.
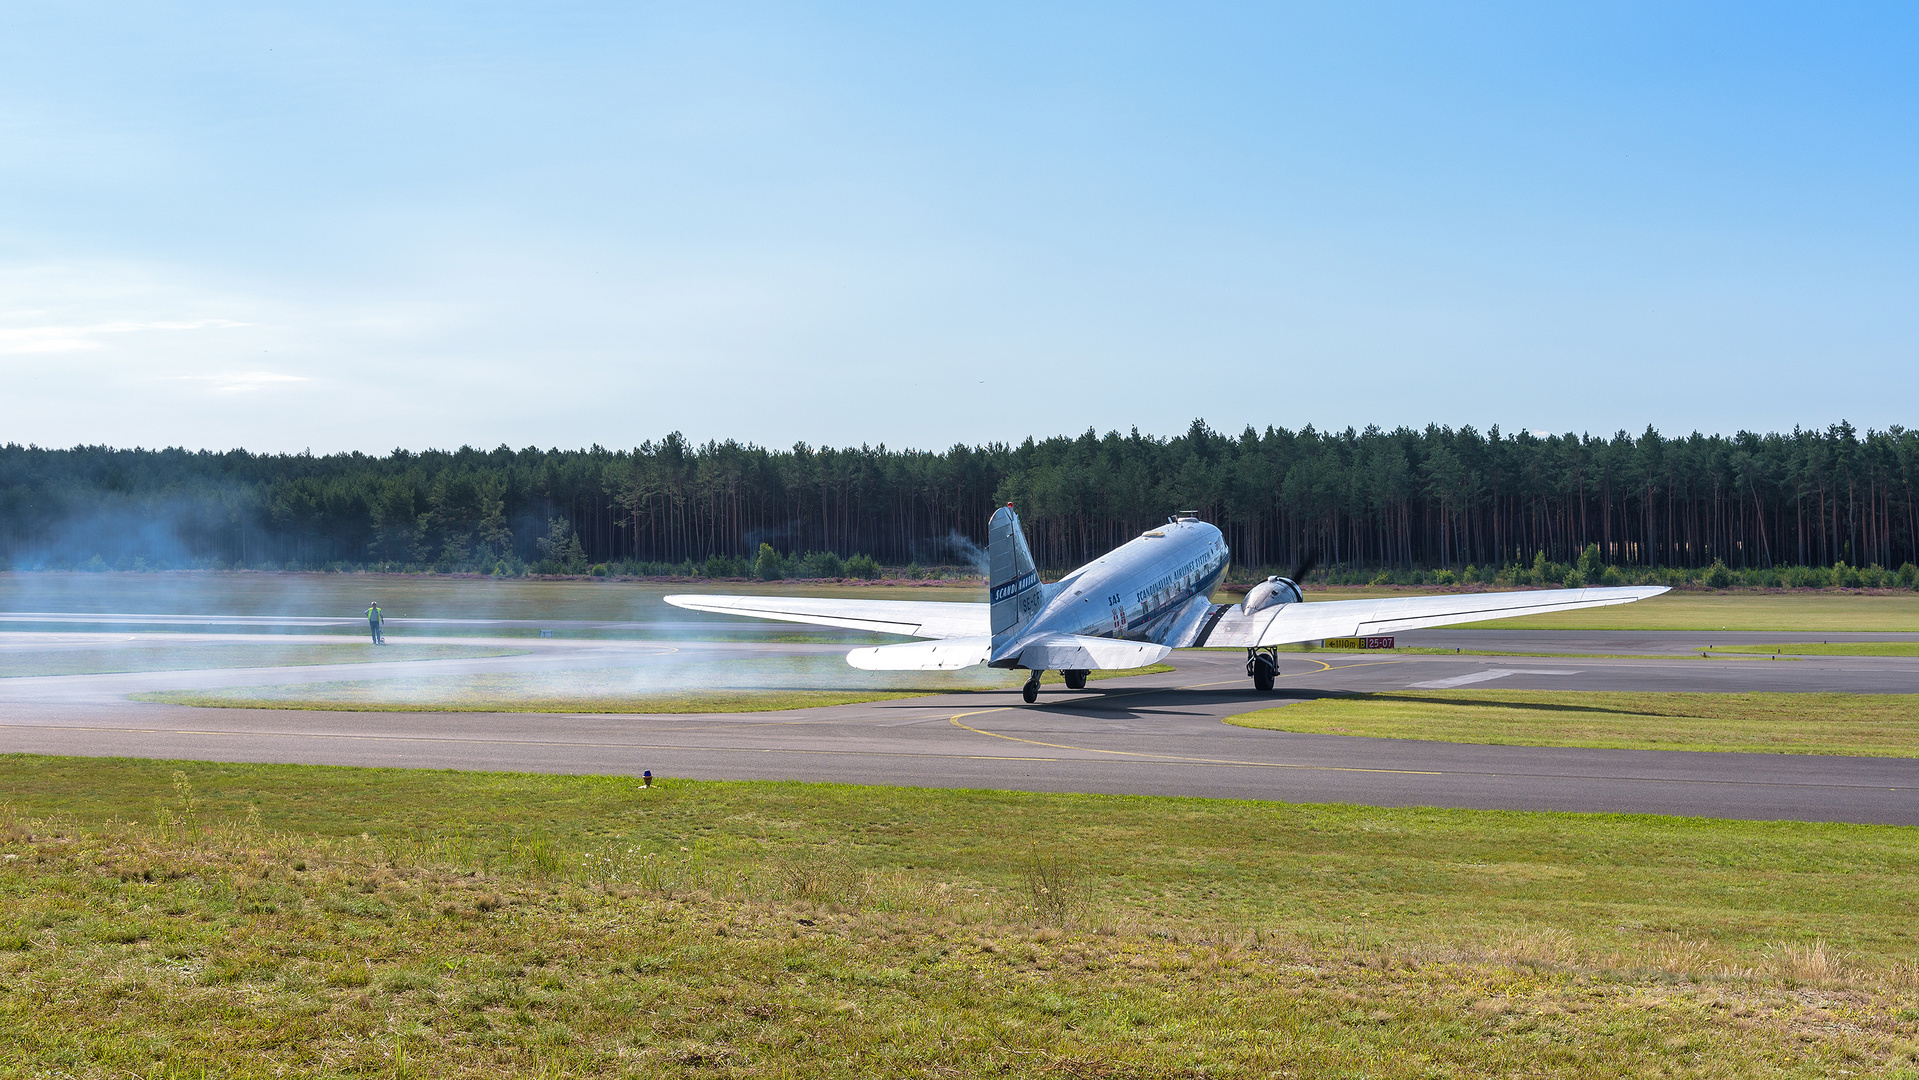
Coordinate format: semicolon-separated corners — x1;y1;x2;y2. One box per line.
1323;636;1394;650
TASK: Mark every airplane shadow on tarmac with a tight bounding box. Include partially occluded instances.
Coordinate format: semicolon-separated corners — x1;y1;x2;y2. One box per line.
987;686;1346;722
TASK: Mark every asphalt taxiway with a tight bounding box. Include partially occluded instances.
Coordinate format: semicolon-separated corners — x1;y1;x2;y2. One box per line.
2;631;1914;825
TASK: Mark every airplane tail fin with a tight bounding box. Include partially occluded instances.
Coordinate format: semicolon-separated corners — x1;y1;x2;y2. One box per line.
987;505;1042;648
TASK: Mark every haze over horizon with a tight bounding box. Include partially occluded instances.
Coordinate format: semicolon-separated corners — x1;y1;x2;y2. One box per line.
4;3;1914;454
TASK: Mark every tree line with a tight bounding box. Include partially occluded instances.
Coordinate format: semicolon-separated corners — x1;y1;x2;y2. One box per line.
2;420;1916;578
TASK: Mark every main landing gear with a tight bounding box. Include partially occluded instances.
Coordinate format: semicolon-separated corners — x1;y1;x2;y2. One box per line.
1247;646;1279;692
1021;668;1090;702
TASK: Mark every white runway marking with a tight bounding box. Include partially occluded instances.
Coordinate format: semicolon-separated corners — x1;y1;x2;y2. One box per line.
1410;669;1578;689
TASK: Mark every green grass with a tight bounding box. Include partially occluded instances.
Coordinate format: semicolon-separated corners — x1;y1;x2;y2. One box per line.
0;641;527;678
1711;642;1919;657
4;756;1919;1077
130;664;1176;714
1227;690;1919;756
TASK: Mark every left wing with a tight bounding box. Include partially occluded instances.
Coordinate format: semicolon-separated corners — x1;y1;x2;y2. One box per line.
663;594;988;639
1195;586;1669;647
846;637;994;670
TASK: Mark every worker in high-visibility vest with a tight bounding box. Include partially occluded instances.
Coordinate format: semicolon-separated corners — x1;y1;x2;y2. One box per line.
367;601;385;644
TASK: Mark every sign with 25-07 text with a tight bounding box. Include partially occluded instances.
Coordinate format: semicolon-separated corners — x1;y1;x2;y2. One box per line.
1323;636;1394;650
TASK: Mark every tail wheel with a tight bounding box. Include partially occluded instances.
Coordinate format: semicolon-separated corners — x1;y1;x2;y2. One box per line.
1251;652;1277;692
1021;673;1041;703
1063;669;1089;690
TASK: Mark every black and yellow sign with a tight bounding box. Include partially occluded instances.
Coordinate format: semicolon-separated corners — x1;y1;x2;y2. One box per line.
1324;636;1395;650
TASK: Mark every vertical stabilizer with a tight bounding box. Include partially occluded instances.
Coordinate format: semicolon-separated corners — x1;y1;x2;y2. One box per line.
987;505;1042;648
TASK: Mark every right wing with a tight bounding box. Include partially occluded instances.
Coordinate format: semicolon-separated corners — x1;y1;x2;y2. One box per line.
663;594;988;639
1196;585;1669;647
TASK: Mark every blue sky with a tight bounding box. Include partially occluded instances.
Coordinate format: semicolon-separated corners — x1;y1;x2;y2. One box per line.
2;2;1913;453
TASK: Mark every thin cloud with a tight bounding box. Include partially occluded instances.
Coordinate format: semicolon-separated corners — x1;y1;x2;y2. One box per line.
162;371;311;395
0;318;249;355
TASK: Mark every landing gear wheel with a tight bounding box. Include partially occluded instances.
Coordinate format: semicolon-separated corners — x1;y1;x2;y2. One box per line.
1063;669;1089;690
1022;672;1041;703
1247;648;1278;692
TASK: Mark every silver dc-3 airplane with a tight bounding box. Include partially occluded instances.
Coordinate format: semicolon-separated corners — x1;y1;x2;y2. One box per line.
666;506;1667;703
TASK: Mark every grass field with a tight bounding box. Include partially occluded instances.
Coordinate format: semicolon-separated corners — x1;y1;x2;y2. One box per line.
0;641;526;678
3;756;1918;1077
1712;642;1919;657
1226;690;1919;757
131;663;1175;713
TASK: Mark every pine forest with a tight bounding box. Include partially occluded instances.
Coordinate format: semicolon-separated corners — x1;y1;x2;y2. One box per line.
4;421;1918;587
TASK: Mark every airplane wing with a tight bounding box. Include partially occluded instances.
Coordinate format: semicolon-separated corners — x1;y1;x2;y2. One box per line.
1193;585;1669;647
846;637;994;670
662;594;988;639
846;633;1171;671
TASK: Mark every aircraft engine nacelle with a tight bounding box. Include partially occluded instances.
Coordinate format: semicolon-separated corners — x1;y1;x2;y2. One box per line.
1242;575;1303;615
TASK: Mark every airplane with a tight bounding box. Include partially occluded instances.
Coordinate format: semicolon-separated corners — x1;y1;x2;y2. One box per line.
666;506;1667;703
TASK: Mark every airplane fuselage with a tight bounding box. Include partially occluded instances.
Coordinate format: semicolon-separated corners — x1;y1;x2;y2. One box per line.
1029;518;1229;649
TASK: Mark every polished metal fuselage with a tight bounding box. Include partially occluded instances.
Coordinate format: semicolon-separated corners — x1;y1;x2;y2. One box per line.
1024;519;1228;647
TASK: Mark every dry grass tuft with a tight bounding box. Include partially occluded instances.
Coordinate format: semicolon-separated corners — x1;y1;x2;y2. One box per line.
771;848;866;906
1022;845;1087;926
1767;940;1848;985
1496;924;1580;967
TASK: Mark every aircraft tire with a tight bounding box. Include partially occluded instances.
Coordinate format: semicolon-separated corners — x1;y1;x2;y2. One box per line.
1022;677;1040;703
1063;669;1089;690
1252;655;1277;692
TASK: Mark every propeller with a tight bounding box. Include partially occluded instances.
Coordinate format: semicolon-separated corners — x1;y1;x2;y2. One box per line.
1287;550;1319;585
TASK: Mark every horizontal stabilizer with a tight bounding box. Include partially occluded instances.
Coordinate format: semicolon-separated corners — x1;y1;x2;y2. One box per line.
664;594;987;640
1016;634;1172;671
846;637;993;670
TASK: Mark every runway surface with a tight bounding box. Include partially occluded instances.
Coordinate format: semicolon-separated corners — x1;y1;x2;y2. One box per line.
3;628;1915;825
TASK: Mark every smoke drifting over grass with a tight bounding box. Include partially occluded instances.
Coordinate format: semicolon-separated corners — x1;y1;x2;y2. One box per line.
0;640;524;679
132;651;1021;712
0;573;970;631
2;561;1019;713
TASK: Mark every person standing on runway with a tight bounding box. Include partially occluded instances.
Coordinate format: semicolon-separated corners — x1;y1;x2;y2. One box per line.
366;601;385;644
